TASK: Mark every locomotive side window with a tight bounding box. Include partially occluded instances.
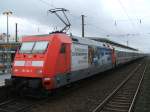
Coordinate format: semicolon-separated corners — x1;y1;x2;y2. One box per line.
60;44;66;53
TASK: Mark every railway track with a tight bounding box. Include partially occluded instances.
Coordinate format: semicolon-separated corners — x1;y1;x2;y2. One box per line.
0;89;50;112
92;61;147;112
0;98;34;112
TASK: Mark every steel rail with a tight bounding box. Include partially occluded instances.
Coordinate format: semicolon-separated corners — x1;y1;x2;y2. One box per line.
128;64;147;112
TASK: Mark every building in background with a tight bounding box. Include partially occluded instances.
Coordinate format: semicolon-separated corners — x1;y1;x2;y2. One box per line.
0;33;17;42
0;33;21;74
0;33;6;42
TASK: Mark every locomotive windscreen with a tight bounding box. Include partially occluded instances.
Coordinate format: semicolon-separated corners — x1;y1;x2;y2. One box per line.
19;41;49;53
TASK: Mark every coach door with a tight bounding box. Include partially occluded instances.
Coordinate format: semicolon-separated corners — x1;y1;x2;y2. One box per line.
112;48;116;66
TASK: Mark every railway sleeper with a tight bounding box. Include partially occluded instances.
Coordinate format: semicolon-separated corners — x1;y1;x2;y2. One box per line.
111;99;131;103
106;102;130;108
116;91;135;95
113;96;132;100
109;101;131;105
103;107;129;112
116;92;135;96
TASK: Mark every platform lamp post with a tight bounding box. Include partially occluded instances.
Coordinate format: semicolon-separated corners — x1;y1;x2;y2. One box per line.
3;11;12;74
3;11;13;43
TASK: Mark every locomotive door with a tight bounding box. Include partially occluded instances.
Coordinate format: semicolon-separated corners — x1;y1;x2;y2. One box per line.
59;43;71;73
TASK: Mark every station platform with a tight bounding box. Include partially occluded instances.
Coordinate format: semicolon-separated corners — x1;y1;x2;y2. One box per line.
0;74;11;86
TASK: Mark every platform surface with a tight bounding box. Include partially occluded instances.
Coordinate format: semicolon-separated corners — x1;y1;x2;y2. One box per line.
0;74;11;86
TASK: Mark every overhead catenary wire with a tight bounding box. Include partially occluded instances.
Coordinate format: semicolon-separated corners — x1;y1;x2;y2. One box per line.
86;23;113;37
117;0;141;34
117;0;135;28
38;0;55;8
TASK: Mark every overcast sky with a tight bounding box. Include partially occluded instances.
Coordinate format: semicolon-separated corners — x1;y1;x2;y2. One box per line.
0;0;150;53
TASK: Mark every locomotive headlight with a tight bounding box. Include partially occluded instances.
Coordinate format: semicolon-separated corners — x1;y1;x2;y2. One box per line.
14;69;18;72
36;69;43;75
44;77;51;81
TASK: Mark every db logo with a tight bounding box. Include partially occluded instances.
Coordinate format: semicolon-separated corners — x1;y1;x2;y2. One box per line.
25;61;32;66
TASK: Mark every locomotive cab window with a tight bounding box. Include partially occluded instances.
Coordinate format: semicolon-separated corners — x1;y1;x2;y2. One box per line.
19;41;49;54
60;44;66;53
19;42;34;53
32;41;49;53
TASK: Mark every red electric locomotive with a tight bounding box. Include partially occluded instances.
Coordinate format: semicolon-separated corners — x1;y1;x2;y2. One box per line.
12;33;72;90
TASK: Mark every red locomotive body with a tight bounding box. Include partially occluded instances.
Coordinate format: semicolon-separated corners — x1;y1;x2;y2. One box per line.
12;33;72;90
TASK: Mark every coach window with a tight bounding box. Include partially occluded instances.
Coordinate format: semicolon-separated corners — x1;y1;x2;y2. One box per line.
60;44;66;53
